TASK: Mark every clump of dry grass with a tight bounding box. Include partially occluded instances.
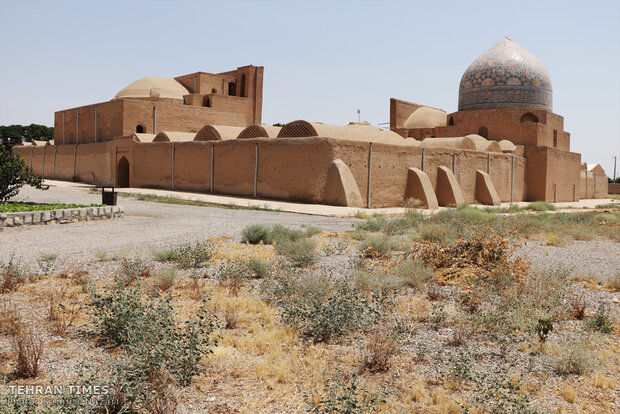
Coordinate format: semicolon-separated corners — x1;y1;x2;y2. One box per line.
426;284;446;301
47;289;81;335
0;257;27;293
569;294;587;320
12;327;44;378
361;326;400;373
0;300;23;337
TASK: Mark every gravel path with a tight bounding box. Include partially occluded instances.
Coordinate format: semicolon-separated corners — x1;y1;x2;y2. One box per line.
1;185;358;263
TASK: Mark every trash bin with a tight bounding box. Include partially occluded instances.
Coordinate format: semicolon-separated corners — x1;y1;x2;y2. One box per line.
101;187;117;206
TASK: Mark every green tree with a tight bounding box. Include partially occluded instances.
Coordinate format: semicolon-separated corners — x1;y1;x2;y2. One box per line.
0;145;47;203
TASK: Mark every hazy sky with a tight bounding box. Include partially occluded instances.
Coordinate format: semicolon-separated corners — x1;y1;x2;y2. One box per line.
1;0;619;176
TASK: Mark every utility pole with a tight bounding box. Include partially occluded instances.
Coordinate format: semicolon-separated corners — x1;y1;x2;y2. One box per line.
613;156;617;181
357;109;360;123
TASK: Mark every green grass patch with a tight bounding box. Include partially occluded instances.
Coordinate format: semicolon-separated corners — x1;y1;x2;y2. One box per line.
0;201;101;213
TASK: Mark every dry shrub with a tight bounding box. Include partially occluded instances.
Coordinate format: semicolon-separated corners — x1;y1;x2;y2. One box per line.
448;326;467;347
361;327;400;372
48;290;81;335
223;307;239;330
569;294;587;320
427;284;446;301
0;301;24;337
0;258;27;293
560;381;576;403
12;328;44;378
414;231;528;286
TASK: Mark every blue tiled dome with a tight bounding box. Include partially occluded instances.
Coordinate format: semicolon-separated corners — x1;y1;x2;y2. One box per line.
458;38;552;111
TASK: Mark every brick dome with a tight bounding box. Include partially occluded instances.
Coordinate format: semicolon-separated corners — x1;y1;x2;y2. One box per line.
458;38;552;111
113;77;189;101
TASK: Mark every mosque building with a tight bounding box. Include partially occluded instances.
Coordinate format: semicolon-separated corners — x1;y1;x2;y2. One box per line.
14;39;608;208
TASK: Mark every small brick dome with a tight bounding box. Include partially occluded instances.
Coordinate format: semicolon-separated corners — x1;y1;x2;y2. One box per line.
458;38;552;111
114;77;189;101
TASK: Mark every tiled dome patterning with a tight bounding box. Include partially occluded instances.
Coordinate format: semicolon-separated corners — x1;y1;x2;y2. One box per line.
458;38;552;111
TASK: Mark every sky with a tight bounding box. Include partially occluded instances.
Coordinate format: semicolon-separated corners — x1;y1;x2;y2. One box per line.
1;0;619;176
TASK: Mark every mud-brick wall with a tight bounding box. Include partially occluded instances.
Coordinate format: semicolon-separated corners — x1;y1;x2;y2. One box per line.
172;142;212;192
132;142;173;189
330;140;526;208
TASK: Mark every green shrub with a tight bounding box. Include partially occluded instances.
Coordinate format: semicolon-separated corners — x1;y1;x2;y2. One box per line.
304;369;390;413
355;218;387;232
89;282;218;387
353;270;406;292
301;224;321;237
276;238;318;267
270;224;305;244
0;257;27;293
585;303;613;333
242;224;271;244
280;279;390;342
216;261;250;295
153;248;180;262
526;201;556;211
247;257;272;278
396;258;434;289
94;249;121;262
175;242;213;269
554;335;595;375
152;266;178;291
358;234;397;258
118;257;152;282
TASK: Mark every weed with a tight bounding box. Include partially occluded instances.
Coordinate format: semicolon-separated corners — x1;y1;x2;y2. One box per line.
358;234;397;258
428;303;447;330
152;266;178;291
89;283;219;386
272;275;390;343
353;270;405;292
242;224;271;244
37;252;58;275
303;369;390;413
216;261;250;295
301;224;321;237
355;218;387;232
175;242;213;269
448;326;467;347
322;239;349;255
12;328;43;378
526;201;556;211
0;301;23;337
471;367;537;414
608;269;620;291
427;284;446;301
94;249;121;261
569;294;587;320
554;335;595;375
396;258;434;289
246;257;272;278
361;327;400;372
0;257;26;293
448;349;473;382
535;318;553;342
270;224;305;244
543;232;566;246
276;238;318;267
118;257;151;283
48;290;81;335
153;248;180;262
585;303;612;333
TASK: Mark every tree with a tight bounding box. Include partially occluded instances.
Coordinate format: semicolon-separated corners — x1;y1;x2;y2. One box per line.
0;124;54;143
0;145;47;203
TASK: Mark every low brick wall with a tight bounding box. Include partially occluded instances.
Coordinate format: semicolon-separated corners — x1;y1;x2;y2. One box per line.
0;206;123;228
608;183;620;194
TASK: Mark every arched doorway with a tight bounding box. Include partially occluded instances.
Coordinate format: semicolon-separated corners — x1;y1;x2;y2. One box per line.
117;156;129;187
136;124;145;133
478;126;488;139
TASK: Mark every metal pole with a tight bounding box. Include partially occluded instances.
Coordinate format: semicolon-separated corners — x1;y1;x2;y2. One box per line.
367;143;373;208
42;145;46;177
613;156;617;181
510;155;514;203
94;106;98;142
171;143;175;190
76;109;79;144
153;106;157;133
254;143;259;198
210;145;214;193
73;145;77;179
421;148;425;171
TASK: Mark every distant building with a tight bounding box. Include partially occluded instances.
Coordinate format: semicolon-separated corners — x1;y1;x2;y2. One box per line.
14;40;607;207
